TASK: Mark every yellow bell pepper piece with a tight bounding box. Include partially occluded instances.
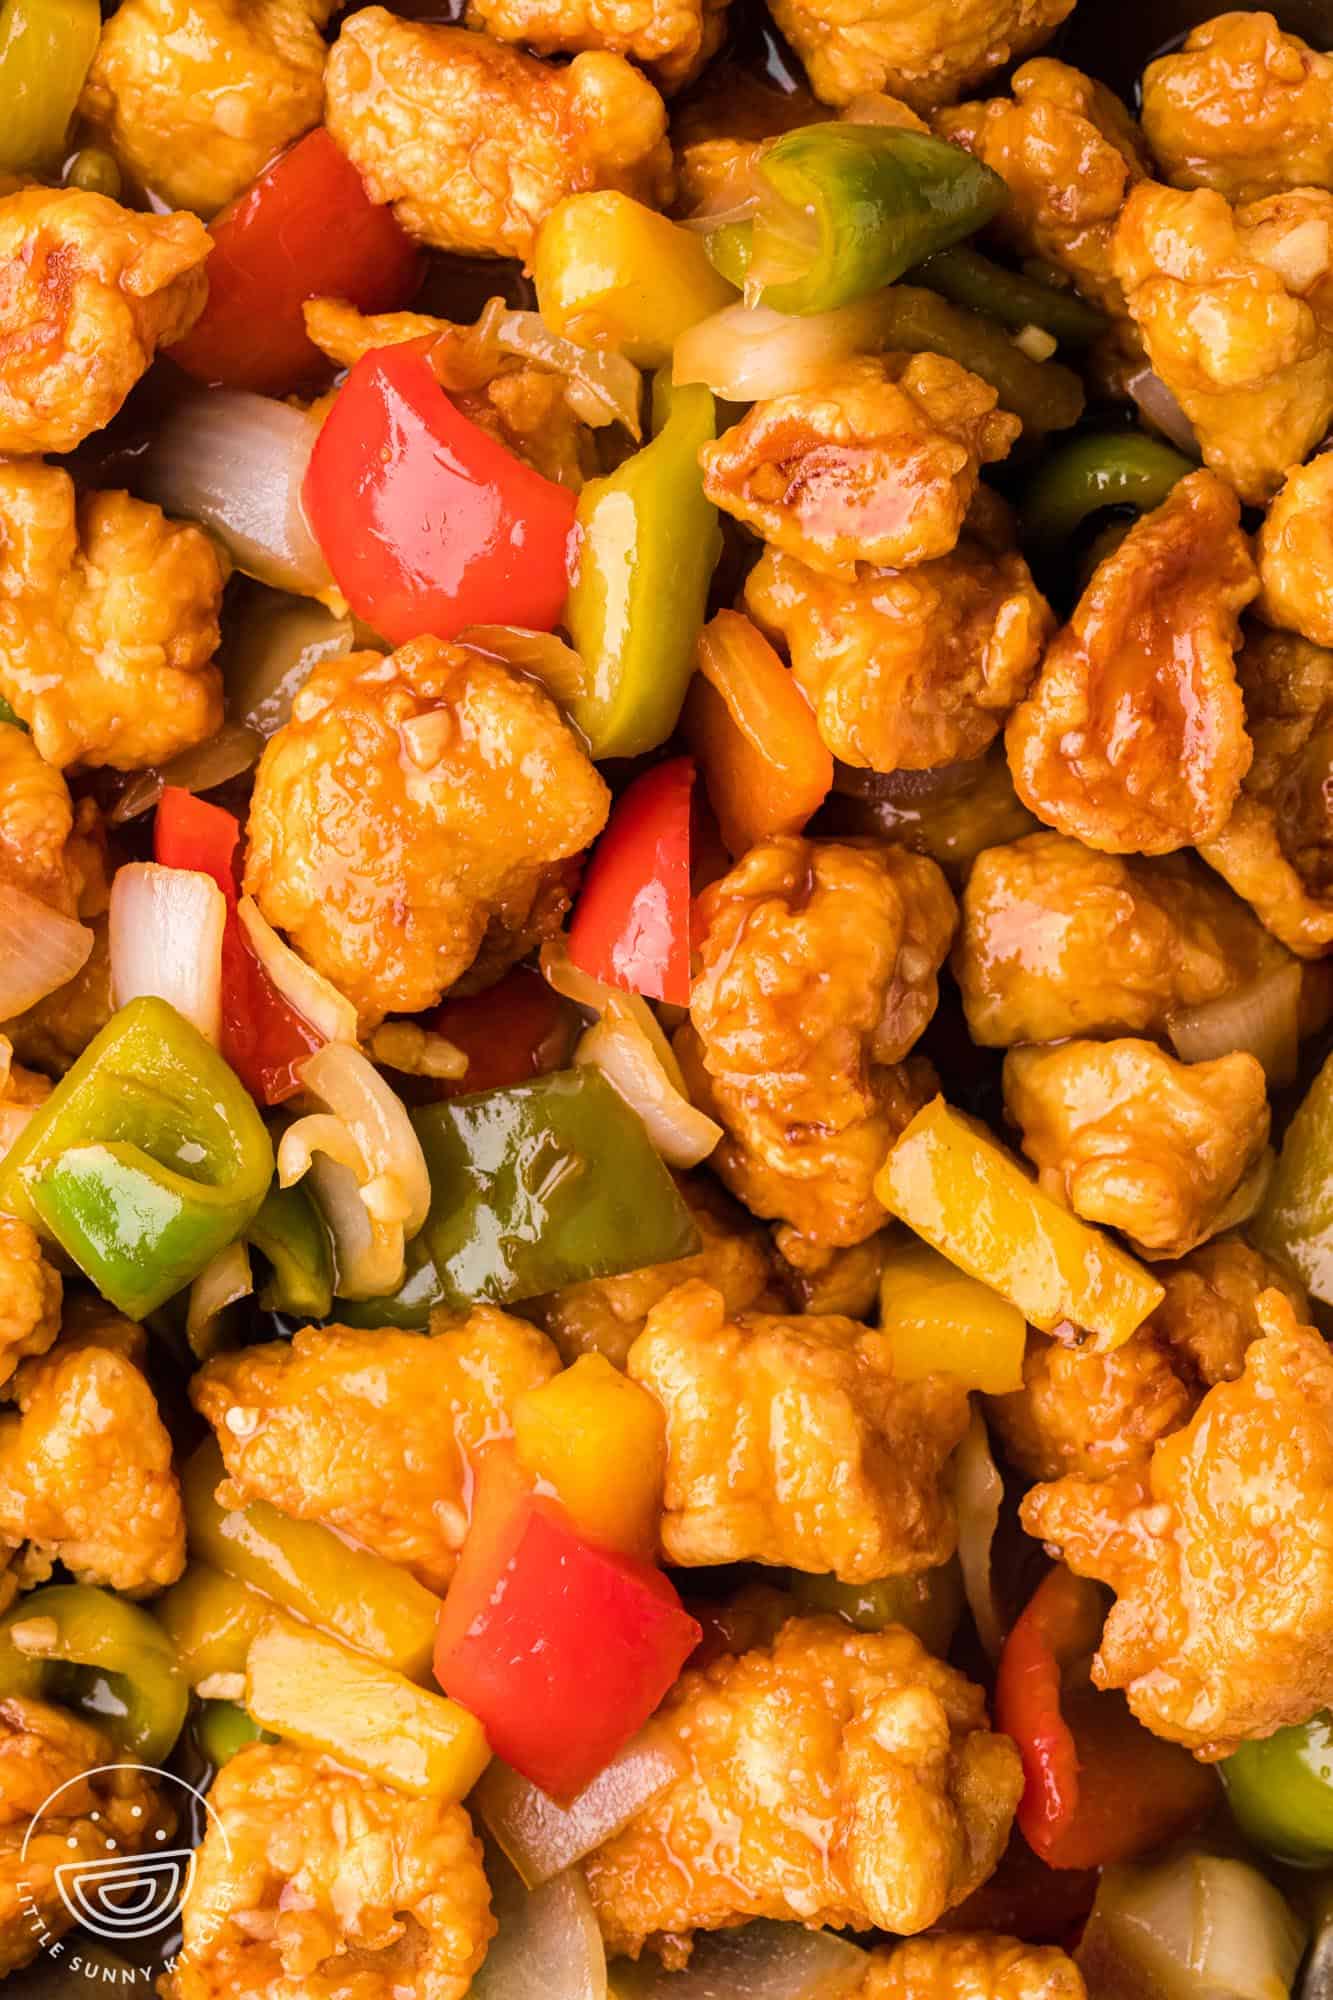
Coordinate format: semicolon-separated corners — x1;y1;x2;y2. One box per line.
874;1098;1163;1350
246;1623;489;1801
879;1236;1027;1394
512;1353;665;1559
533;192;737;369
153;1563;284;1688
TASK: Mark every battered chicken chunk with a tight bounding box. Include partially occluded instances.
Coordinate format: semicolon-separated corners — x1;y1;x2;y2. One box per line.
166;1742;494;2000
937;60;1151;316
680;837;955;1246
244;637;610;1025
702;354;1019;577
764;0;1074;110
0;1221;58;1393
466;0;725;91
1023;1290;1333;1756
192;1313;560;1594
1141;12;1333;204
1256;453;1333;650
81;0;333;218
1006;472;1257;855
956;832;1295;1046
0;463;225;773
1199;628;1333;956
1112;181;1333;504
776;1227;893;1317
585;1616;1022;1958
0;1038;47;1159
324;8;672;262
0;718;103;917
0;187;208;456
859;1934;1087;2000
745;537;1052;772
628;1278;970;1579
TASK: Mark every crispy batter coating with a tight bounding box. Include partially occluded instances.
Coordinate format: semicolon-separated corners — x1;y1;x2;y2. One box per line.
244;638;609;1026
4;917;112;1074
585;1616;1022;1958
0;1220;58;1395
1256;452;1333;650
937;60;1150;315
1199;627;1333;956
681;837;955;1246
0;187;208;456
1152;1234;1309;1387
166;1742;494;2000
0;719;102;917
746;537;1051;772
0;1040;48;1159
1023;1290;1333;1756
1141;13;1333;204
955;832;1294;1047
702;355;1019;577
776;1226;893;1317
192;1314;560;1593
860;1933;1087;2000
324;8;672;262
467;0;725;91
1112;181;1333;504
764;0;1074;110
1006;472;1256;855
0;463;225;773
81;0;333;218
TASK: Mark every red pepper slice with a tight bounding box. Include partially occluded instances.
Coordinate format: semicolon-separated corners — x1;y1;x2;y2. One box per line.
433;1442;700;1800
425;966;578;1098
169;129;420;397
567;757;694;1006
302;344;578;647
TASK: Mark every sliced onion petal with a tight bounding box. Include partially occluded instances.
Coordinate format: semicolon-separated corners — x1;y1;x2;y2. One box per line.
540;940;687;1092
186;1241;253;1359
222;588;356;740
612;1921;868;1999
475;1731;685;1890
278;1113;368;1188
304;1151;406;1301
674;296;899;401
237;898;356;1046
108;863;225;1044
1125;366;1199;457
494;305;643;439
1077;1851;1305;2000
0;885;93;1018
1167;961;1302;1086
575;1009;720;1168
468;1847;606;2000
459;625;586;706
111;722;265;825
954;1405;1005;1662
298;1041;430;1237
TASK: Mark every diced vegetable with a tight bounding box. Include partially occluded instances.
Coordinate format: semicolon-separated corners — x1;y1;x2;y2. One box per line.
109;722;267;827
0;1585;187;1766
573;1004;721;1170
879;1234;1027;1393
474;1730;684;1889
0;882;92;1020
109;862;227;1046
219;586;356;744
675;295;904;403
0;0;100;174
1223;1710;1333;1865
195;1699;269;1768
954;1406;1006;1660
186;1239;253;1360
1019;433;1195;559
512;1354;666;1560
1076;1852;1306;2000
469;1844;608;2000
153;1564;283;1689
247;1180;334;1319
426;965;580;1098
910;246;1107;344
1167;962;1303;1089
1254;1050;1333;1305
789;1559;963;1655
851;286;1085;433
568;759;694;1006
683;610;832;857
610;1920;868;1999
534;192;736;368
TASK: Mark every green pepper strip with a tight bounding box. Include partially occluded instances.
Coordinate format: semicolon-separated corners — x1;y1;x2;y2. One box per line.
0;694;23;729
909;246;1107;346
1254;1048;1333;1305
0;0;100;175
860;286;1085;434
1224;1710;1333;1865
564;371;721;759
790;1559;963;1655
0;1585;188;1766
0;997;274;1320
248;1180;333;1319
194;1699;270;1769
1018;433;1195;556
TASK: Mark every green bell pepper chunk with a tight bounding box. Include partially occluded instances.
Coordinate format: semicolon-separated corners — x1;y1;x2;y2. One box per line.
0;998;274;1320
340;1066;700;1326
909;246;1107;345
790;1558;963;1656
248;1180;334;1319
859;286;1084;434
0;1585;188;1766
63;145;122;201
564;371;722;759
0;0;100;175
1224;1711;1333;1865
1019;432;1195;559
194;1699;270;1769
1254;1050;1333;1305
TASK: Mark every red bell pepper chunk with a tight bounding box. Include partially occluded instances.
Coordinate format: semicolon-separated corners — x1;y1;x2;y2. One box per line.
425;965;578;1098
433;1442;700;1800
302;343;578;647
154;789;322;1105
169;128;420;398
567;757;694;1006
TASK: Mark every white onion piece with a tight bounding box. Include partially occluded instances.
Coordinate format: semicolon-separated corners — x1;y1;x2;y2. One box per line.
109;863;226;1044
674;296;898;401
298;1041;430;1237
494;307;642;438
459;625;586;707
540;940;688;1093
469;1848;606;2000
613;1921;868;2000
222;589;356;740
1125;366;1199;457
0;884;92;1018
954;1406;1005;1661
302;1151;406;1301
236;898;355;1046
475;1731;684;1889
1168;961;1302;1087
576;1007;721;1168
111;722;265;825
186;1241;253;1359
1077;1852;1305;2000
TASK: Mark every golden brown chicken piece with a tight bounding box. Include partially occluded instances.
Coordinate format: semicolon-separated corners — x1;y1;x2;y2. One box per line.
467;0;725;91
1006;472;1257;855
0;720;103;919
1256;453;1333;649
0;1038;48;1160
0;187;208;456
702;355;1019;577
0;464;225;773
776;1226;893;1316
166;1741;494;2000
0;1221;58;1395
1023;1290;1333;1757
192;1314;559;1594
937;60;1150;316
586;1616;1022;1959
680;837;954;1247
324;8;672;262
955;832;1295;1047
4;919;112;1075
628;1278;969;1579
1141;13;1333;204
764;0;1073;110
244;637;609;1026
1198;627;1333;957
1003;1039;1271;1259
81;0;333;217
746;537;1051;773
1112;181;1333;504
859;1934;1087;2000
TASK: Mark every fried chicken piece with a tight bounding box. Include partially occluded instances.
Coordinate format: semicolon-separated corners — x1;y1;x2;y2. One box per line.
166;1741;493;2000
680;837;954;1246
192;1314;560;1594
1112;181;1333;504
324;8;672;262
0;718;102;918
467;0;725;91
1006;472;1256;855
244;637;609;1026
0;462;225;772
585;1616;1022;1959
746;537;1051;772
1256;452;1333;650
1023;1290;1333;1756
4;919;112;1074
0;1037;48;1159
0;187;208;455
955;831;1295;1047
859;1933;1087;2000
937;60;1151;315
764;0;1074;110
776;1226;893;1317
1141;12;1333;205
0;1221;58;1395
81;0;333;218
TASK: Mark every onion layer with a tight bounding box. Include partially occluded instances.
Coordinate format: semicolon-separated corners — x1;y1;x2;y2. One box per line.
954;1406;1005;1661
236;898;356;1047
459;625;586;707
221;587;356;741
111;722;265;825
674;296;901;401
468;1847;607;2000
186;1241;253;1360
0;884;92;1019
1077;1851;1305;2000
1167;961;1302;1087
109;863;226;1045
475;1731;684;1889
1125;366;1199;458
493;306;642;439
612;1921;868;1998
